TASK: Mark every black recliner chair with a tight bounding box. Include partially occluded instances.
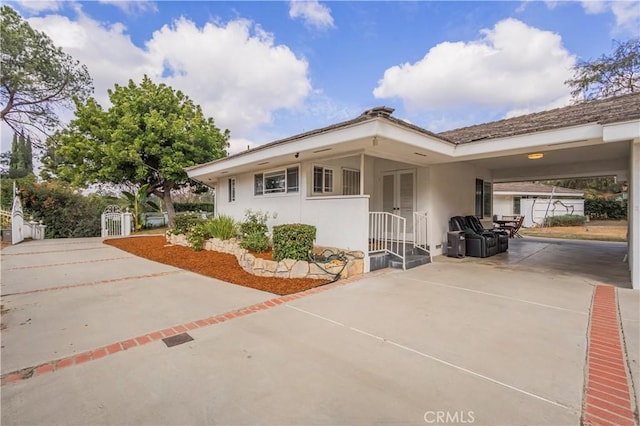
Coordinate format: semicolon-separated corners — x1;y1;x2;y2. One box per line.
449;216;498;258
465;215;509;253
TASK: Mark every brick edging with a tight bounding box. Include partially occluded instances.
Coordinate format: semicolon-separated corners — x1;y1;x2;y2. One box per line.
0;271;371;386
582;285;638;426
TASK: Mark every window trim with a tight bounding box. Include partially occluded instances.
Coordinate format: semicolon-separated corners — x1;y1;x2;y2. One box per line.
253;165;299;197
474;178;493;219
313;165;335;194
228;177;236;203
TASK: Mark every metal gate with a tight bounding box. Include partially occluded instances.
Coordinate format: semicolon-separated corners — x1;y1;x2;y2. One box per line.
101;205;132;238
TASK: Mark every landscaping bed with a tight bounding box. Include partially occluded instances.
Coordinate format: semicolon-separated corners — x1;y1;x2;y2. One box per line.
104;236;331;295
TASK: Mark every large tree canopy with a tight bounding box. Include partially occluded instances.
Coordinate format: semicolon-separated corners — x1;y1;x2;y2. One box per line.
0;5;93;142
43;75;229;225
566;38;640;101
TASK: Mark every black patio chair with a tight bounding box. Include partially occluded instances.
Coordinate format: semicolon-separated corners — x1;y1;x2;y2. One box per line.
465;215;509;253
449;216;498;258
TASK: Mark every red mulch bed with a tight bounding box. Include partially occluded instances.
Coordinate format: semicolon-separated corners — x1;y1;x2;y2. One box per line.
104;236;330;295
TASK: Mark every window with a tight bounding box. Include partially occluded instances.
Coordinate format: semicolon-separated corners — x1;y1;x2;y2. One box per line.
254;166;298;196
287;167;299;192
313;166;334;193
342;168;360;195
513;196;521;215
228;178;236;202
254;174;264;196
483;181;492;218
474;179;493;218
475;179;483;217
265;170;285;193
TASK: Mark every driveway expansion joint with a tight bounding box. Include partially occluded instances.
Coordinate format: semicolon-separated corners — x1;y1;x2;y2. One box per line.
0;271;366;386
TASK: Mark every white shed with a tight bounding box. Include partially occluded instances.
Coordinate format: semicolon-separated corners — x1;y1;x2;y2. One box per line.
493;182;584;228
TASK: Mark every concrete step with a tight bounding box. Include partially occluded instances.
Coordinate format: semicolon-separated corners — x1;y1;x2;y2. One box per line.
389;254;430;270
369;253;389;271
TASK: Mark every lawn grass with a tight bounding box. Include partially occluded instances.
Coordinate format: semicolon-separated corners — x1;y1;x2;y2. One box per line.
519;220;627;242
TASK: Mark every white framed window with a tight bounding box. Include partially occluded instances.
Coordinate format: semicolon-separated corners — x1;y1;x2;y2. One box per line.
313;166;334;193
254;166;298;196
228;177;236;202
342;168;360;195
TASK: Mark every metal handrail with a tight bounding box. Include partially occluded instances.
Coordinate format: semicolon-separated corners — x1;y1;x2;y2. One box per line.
369;212;406;270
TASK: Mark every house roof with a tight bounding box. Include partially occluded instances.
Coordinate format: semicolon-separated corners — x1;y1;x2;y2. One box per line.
493;182;584;195
186;106;452;171
439;92;640;144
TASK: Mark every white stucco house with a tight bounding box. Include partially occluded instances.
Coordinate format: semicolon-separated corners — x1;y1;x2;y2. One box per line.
186;93;640;290
493;182;585;228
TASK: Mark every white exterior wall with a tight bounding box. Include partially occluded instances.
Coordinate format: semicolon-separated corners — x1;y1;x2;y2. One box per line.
630;139;639;290
520;198;585;228
300;195;370;254
493;195;512;218
427;163;479;255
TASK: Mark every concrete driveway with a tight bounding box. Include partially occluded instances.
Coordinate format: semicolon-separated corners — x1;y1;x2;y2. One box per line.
1;237;638;425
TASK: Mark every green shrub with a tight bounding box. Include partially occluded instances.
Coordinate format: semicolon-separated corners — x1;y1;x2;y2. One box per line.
240;232;270;253
186;222;210;251
544;215;587;227
3;177;115;238
585;199;627;220
239;209;270;252
171;213;206;235
272;223;316;261
204;214;238;240
239;209;269;236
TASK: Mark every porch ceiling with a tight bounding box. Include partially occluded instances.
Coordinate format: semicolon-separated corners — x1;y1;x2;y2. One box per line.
467;140;631;182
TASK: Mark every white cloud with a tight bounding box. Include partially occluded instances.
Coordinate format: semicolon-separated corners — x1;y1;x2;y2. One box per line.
25;10;312;141
579;1;639;35
13;1;60;14
373;18;576;115
147;17;311;136
608;1;640;35
98;1;158;15
27;12;159;109
289;0;335;30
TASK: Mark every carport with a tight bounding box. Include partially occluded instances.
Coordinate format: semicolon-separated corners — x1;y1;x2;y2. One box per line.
440;93;640;290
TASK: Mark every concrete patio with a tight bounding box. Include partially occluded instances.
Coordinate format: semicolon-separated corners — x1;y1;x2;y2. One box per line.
0;237;637;425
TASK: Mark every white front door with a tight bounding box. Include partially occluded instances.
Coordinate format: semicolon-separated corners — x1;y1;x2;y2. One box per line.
382;170;415;240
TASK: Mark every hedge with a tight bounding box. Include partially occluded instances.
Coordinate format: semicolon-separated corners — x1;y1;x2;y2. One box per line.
544;215;587;227
174;202;215;213
272;224;316;262
585;199;627;220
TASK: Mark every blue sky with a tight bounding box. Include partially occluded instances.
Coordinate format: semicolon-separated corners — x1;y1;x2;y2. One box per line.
4;0;640;154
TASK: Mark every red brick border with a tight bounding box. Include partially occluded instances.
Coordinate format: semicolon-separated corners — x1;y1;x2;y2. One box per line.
0;272;368;386
583;285;638;426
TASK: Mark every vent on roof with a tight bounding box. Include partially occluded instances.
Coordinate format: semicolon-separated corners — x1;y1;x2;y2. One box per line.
362;106;395;118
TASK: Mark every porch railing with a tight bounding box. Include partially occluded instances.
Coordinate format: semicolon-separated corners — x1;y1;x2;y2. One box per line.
413;211;431;261
369;212;406;270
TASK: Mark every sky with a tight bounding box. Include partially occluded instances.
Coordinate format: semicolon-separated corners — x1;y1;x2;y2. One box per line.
2;0;640;155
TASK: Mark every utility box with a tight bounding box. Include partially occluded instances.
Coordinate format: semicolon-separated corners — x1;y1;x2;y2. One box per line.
447;231;466;258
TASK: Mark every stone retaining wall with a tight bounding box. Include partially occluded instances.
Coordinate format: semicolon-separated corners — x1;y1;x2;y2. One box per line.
166;234;364;280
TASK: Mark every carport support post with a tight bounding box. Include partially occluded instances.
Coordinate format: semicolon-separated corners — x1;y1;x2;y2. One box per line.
628;140;639;289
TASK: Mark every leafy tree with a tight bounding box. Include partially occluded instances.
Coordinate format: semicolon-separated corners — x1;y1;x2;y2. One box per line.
43;75;229;226
8;132;33;178
0;5;93;143
122;183;160;230
566;38;640;101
